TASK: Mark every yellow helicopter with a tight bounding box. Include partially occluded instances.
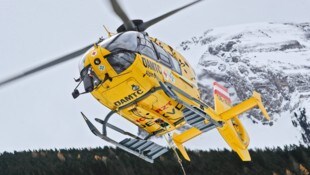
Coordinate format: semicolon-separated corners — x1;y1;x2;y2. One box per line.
0;0;270;163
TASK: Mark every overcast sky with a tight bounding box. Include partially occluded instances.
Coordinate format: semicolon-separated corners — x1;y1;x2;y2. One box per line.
0;0;309;152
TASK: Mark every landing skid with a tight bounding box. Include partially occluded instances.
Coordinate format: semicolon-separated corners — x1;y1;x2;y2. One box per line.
81;112;168;163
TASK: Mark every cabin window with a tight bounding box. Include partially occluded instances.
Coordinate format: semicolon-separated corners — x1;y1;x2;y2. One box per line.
153;43;172;67
137;35;157;60
171;57;182;74
107;51;136;74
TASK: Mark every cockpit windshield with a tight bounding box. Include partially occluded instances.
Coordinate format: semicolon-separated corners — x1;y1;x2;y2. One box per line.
101;31;139;52
75;32;145;95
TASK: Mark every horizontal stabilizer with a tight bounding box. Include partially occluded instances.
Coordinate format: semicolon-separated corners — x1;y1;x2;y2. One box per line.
172;133;190;161
219;91;271;121
236;148;251;161
252;91;270;120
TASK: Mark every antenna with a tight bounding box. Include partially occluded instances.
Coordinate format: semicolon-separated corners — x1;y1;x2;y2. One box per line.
103;25;113;37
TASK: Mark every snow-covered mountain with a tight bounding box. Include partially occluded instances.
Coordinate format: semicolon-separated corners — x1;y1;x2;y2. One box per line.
178;23;310;146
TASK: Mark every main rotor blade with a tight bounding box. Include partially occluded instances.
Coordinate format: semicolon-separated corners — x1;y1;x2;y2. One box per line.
110;0;136;31
0;43;93;87
138;0;204;31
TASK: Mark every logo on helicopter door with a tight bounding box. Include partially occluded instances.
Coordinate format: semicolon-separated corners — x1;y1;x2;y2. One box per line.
114;89;144;106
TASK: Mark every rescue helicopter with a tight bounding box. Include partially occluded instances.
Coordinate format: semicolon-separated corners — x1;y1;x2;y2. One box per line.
0;0;270;164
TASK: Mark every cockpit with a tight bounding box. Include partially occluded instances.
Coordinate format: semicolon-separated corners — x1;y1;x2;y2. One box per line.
73;31;142;98
78;31;140;72
73;31;182;98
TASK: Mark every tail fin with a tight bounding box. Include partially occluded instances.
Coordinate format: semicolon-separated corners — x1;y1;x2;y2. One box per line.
213;82;232;113
213;82;251;161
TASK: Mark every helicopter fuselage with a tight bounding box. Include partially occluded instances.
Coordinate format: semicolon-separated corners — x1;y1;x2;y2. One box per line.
78;30;270;162
80;31;201;135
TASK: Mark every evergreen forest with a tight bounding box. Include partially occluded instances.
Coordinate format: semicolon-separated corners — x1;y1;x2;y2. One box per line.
0;145;309;175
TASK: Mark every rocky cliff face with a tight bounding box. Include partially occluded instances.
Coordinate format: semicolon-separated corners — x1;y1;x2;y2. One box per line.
178;23;310;145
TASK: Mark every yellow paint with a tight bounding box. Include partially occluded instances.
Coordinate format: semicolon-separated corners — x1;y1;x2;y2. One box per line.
173;133;190;161
80;32;270;162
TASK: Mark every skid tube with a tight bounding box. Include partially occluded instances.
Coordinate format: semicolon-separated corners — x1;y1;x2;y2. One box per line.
81;112;155;162
81;109;168;163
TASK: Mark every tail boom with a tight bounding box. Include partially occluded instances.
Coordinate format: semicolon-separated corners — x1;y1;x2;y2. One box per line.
159;81;269;162
213;82;270;161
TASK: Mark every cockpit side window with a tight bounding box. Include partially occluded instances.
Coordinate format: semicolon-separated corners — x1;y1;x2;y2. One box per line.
137;35;157;60
171;57;182;74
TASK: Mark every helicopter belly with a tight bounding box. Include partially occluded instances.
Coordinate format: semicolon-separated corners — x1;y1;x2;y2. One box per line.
119;91;186;134
97;82;185;134
90;56;196;135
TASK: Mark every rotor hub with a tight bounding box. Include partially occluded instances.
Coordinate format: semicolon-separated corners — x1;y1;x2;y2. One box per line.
117;19;144;33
